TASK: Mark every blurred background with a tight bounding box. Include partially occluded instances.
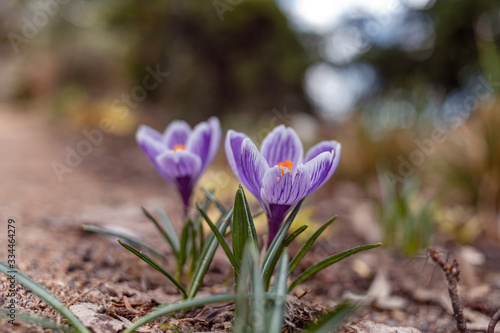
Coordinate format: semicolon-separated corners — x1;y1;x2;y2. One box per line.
1;0;499;254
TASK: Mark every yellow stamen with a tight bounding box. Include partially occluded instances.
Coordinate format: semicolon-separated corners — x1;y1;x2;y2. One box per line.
277;159;293;178
173;144;186;152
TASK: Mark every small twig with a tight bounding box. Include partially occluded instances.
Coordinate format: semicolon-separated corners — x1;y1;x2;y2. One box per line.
123;295;141;315
428;247;469;333
487;308;500;333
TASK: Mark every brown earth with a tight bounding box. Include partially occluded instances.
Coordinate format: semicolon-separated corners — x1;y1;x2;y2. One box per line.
1;106;500;333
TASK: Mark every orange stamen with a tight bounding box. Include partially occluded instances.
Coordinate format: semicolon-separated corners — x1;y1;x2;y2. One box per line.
277;159;293;178
173;144;186;152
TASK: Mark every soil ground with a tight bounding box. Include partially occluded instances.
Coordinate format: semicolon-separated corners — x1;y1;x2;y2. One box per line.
1;106;500;332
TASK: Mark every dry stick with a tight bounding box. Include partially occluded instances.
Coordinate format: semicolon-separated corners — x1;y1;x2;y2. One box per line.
488;308;500;333
428;247;469;333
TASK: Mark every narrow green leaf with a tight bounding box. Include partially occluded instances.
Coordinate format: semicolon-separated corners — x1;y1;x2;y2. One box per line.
235;245;252;333
0;309;74;332
305;302;357;333
142;207;179;256
284;225;308;247
261;224;307;291
0;262;90;333
250;246;265;333
289;243;382;291
289;216;337;274
197;204;240;274
155;207;181;254
117;240;188;299
123;294;236;333
261;200;303;289
82;224;166;260
266;249;289;333
187;207;234;298
233;186;259;265
201;187;227;214
177;220;192;277
188;223;198;277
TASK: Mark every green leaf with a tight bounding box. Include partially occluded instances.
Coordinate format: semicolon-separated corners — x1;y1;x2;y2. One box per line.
250;246;265;333
284;225;308;247
305;302;357;333
266;249;289;333
142;207;179;256
0;309;75;332
261;200;303;290
123;294;236;333
289;243;382;291
289;216;336;274
117;240;188;299
233;186;259;265
177;220;192;277
261;224;307;291
201;187;227;214
187;207;234;299
234;245;252;333
155;207;181;254
0;262;90;333
197;204;240;275
82;224;166;260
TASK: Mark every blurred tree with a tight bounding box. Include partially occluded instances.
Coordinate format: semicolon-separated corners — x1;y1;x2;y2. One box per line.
355;0;500;92
105;0;312;121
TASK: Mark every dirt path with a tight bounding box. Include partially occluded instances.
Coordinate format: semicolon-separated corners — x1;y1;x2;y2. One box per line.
2;106;500;333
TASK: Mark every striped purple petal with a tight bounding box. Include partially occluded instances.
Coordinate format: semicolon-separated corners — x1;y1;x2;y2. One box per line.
303;142;341;195
260;164;310;206
304;140;340;163
136;125;166;166
155;150;202;179
225;130;249;180
237;138;269;201
163;120;191;149
261;125;304;167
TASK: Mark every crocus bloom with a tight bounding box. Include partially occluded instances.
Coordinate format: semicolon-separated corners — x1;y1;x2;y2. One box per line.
226;125;341;242
136;117;221;210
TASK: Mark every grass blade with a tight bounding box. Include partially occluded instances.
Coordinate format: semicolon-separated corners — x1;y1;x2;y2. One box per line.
117;240;187;299
0;309;75;332
142;207;179;256
289;243;382;291
305;302;357;333
266;249;289;333
0;262;90;333
261;200;303;290
155;208;181;254
187;207;234;299
123;294;236;333
82;224;166;260
197;204;240;274
201;187;227;214
233;186;259;265
289;216;337;274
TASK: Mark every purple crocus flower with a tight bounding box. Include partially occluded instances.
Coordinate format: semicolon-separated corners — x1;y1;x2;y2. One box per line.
226;125;341;242
136;117;221;210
